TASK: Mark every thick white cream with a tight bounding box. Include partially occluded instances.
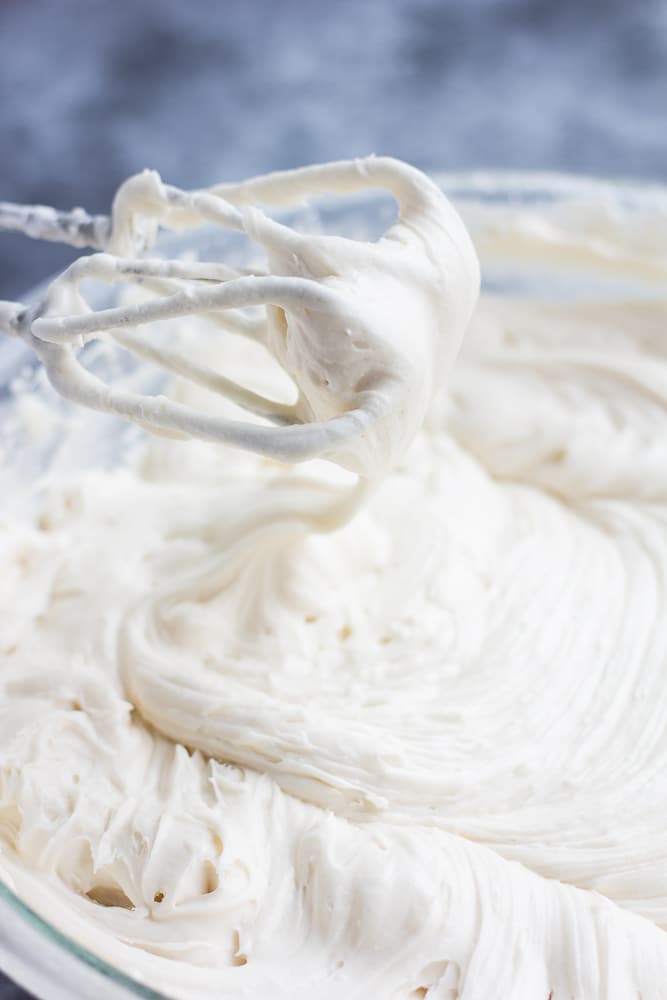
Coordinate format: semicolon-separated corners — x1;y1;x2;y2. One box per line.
1;182;667;999
23;159;479;476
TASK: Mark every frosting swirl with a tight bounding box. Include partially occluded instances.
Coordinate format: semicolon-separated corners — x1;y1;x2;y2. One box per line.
1;174;666;999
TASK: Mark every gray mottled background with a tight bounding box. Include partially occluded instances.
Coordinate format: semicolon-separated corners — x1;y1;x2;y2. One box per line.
1;0;666;303
0;0;666;996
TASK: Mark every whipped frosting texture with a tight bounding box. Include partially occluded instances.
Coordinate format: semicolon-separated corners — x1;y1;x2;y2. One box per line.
1;174;667;999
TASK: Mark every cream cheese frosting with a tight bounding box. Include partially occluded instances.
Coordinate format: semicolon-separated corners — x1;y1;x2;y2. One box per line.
1;172;667;999
12;158;479;477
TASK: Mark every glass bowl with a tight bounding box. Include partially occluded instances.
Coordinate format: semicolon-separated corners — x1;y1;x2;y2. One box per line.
0;171;664;1000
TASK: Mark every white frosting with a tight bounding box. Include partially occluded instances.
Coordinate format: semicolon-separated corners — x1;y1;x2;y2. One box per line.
13;159;480;477
1;175;667;999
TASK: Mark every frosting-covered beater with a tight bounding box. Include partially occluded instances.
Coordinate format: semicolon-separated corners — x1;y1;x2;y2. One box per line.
0;157;479;478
